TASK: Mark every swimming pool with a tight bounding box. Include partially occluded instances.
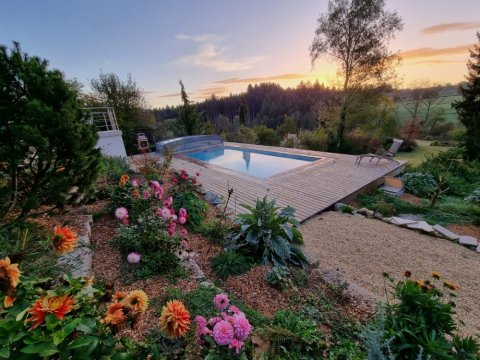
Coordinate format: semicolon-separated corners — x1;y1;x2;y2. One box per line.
184;146;320;178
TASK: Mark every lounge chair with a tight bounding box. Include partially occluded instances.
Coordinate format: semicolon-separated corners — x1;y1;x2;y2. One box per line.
380;176;405;196
355;138;403;165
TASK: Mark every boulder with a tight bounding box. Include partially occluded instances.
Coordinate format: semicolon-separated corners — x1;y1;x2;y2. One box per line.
458;235;478;249
205;191;222;205
356;208;369;216
389;217;418;226
406;221;435;233
432;225;460;241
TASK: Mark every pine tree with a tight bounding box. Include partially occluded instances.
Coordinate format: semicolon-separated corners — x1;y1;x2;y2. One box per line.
0;42;101;226
174;80;204;135
239;98;248;126
452;32;480;160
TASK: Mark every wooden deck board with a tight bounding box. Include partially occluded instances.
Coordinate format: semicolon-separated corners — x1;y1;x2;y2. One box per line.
133;143;405;222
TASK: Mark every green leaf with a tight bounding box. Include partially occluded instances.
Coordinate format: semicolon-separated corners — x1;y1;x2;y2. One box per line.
68;335;99;354
15;307;29;321
271;236;290;260
76;317;97;335
0;347;10;359
21;341;58;357
45;313;59;330
282;224;293;240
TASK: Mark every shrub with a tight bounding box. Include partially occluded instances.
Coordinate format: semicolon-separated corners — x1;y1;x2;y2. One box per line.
231;125;258;144
300;128;331;151
401;172;437;198
0;42;101;226
99;156;130;182
344;130;384;154
376;199;396;217
254;125;281;146
169;169;201;196
210;251;254;279
465;188;480;204
111;217;182;280
364;272;480;359
399;138;417;152
172;191;208;229
340;204;355;214
226;196;308;269
196;218;231;246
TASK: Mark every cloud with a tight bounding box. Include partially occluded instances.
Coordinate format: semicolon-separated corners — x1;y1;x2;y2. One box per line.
174;33;263;72
195;86;230;98
421;22;480;34
214;73;305;84
158;92;180;98
400;44;474;59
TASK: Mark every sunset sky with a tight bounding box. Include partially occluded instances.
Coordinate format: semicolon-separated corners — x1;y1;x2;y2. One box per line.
1;0;479;107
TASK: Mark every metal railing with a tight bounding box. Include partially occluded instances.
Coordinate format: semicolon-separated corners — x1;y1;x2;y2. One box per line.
84;107;119;132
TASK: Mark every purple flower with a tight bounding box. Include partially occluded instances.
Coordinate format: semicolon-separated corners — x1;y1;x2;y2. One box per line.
158;207;171;221
115;207;129;221
233;315;252;341
214;294;229;310
131;178;139;187
195;315;207;329
228;338;244;354
212;320;234;346
127;252;141;264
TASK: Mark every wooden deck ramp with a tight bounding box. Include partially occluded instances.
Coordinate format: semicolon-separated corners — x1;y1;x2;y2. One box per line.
139;142;405;223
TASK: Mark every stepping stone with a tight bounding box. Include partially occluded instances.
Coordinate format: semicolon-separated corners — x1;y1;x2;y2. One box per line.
432;225;460;241
477;243;480;253
398;213;424;221
458;235;478;249
390;216;418;226
406;221;435;233
205;190;222;205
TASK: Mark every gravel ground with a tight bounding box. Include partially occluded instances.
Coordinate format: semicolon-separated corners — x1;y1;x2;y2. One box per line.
301;211;480;336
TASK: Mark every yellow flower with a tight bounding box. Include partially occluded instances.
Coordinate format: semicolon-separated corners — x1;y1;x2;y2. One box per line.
443;280;459;291
431;271;441;280
52;225;78;254
159;300;190;338
124;290;149;313
3;295;15;308
0;256;21;292
103;302;125;326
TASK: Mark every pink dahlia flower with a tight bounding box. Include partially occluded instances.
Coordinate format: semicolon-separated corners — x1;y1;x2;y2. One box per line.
127;252;141;263
233;316;252;341
115;207;129;221
159;207;171;221
163;196;173;208
228;338;244;354
228;305;240;315
195;315;207;329
212;320;234;346
150;180;160;189
178;208;187;217
143;191;151;199
179;228;188;238
214;294;229;310
178;216;187;225
131;178;139;187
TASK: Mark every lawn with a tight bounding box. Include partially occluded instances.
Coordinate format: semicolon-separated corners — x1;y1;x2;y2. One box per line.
396;139;449;166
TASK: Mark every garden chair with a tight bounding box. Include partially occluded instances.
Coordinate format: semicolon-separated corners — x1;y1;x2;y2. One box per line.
355;138;403;165
380;176;405;196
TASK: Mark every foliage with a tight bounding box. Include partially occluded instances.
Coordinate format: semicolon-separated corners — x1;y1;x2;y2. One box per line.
196;218;231;246
0;42;101;226
344;129;384;154
254;125;281;146
0;273;135;359
375;200;396;217
239;98;248;126
310;0;403;148
88;72;154;154
98;156;131;183
233;125;258;144
401;172;437;198
159;146;174;177
300;128;331;151
452;32;480;160
169;169;202;196
364;272;480;359
172;191;208;229
210;252;254;279
259;309;323;359
226;196;308;269
277;115;298;137
465;188;480;204
340;205;355;214
174;80;204;135
112;216;182;280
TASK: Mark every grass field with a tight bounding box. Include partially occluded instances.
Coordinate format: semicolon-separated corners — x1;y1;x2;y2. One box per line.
396;94;461;126
395;139;449;166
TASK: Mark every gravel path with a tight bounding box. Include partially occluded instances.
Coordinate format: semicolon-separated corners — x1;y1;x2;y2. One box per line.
301;211;480;336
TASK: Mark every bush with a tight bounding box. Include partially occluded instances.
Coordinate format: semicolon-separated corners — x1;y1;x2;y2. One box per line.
111;217;182;280
0;43;101;226
300;128;331;151
465;188;480;204
399;138;417;152
172;191;208;229
210;251;254;279
254;125;281;146
376;200;396;217
364;272;480;359
401;172;437;198
230;125;257;144
196;218;231;246
340;204;355;214
344;130;384;154
226;196;308;269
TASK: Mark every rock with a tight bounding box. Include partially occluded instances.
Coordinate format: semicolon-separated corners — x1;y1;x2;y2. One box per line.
205;191;222;205
406;221;435;233
389;217;418;226
432;225;460;241
357;208;369;216
366;210;375;218
374;212;383;219
199;281;215;289
458;235;478;249
477;243;480;253
334;202;346;211
398;213;425;222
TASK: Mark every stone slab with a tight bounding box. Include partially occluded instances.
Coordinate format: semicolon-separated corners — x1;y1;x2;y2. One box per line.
477;243;480;253
390;217;418;226
458;235;478;248
432;224;460;241
406;221;435;233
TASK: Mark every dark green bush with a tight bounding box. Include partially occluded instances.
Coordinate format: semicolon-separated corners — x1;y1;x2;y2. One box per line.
465;188;480;204
210;251;254;279
300;129;331;151
172;191;208;229
401;172;437;198
376;199;396;217
254;125;281;146
226;196;308;269
196;218;231;246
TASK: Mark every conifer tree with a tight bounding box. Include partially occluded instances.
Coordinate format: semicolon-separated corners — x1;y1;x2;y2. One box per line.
174;80;204;135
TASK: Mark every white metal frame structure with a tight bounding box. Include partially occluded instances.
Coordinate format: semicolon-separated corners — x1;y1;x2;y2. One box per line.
84;107;119;132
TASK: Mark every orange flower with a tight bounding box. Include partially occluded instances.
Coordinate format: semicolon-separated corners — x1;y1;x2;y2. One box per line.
132;189;140;198
0;256;21;291
431;271;441;280
52;225;78;254
119;179;126;187
103;302;125;326
112;291;127;303
56;167;66;173
443;280;460;291
124;290;149;313
26;295;74;330
3;295;15;308
159;300;191;338
120;174;129;182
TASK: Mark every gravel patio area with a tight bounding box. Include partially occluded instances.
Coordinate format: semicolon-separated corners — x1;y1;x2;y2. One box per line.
301;211;480;336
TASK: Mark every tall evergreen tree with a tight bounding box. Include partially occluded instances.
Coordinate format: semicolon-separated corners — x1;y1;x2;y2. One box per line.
0;42;101;226
453;32;480;160
175;80;204;135
239;97;248;126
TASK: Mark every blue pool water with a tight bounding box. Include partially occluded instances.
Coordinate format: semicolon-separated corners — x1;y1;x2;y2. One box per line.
185;146;319;178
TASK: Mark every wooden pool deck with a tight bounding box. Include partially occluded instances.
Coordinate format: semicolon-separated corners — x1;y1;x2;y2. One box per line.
142;143;406;223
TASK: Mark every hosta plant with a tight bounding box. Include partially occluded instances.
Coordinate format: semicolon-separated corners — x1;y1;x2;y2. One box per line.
226;196;307;269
